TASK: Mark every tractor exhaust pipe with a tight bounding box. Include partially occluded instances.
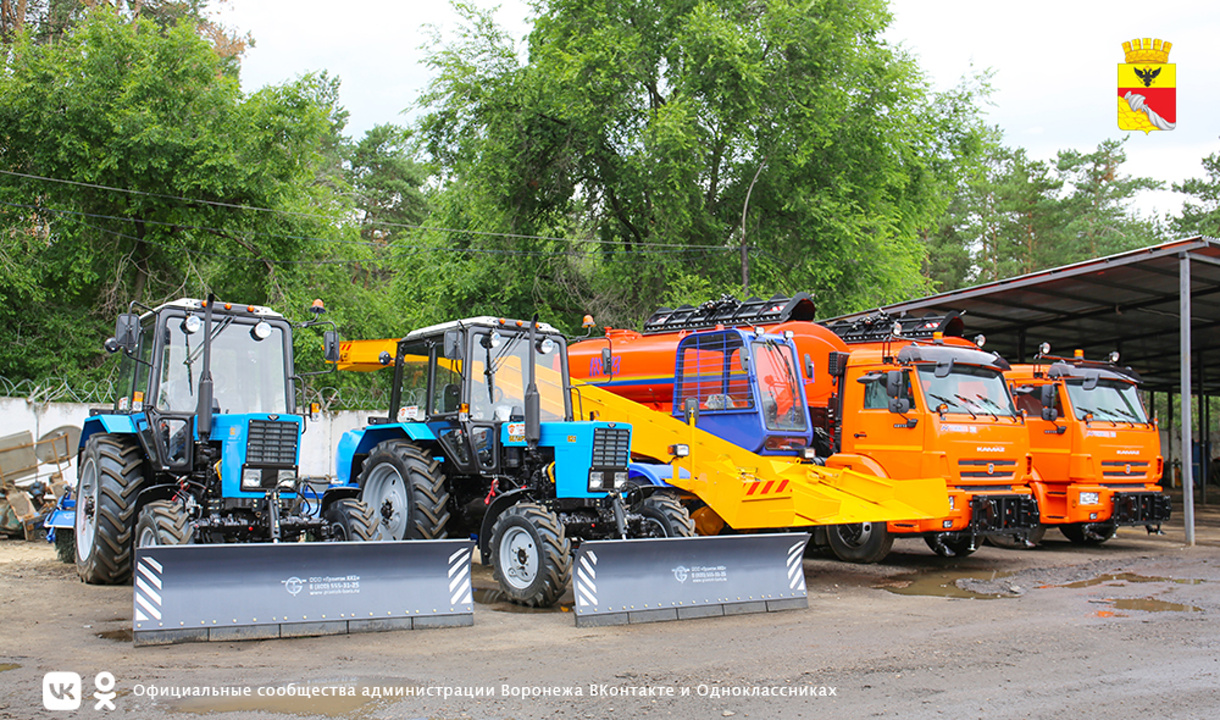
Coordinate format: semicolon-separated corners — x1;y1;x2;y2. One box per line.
525;315;541;450
196;293;216;438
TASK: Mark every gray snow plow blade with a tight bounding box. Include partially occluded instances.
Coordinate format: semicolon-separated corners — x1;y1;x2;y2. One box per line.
573;532;809;627
132;540;475;646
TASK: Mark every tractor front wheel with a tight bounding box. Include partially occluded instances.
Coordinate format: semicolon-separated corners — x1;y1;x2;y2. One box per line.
490;503;571;608
637;492;696;538
75;434;145;584
324;499;378;542
827;522;893;564
135;500;192;548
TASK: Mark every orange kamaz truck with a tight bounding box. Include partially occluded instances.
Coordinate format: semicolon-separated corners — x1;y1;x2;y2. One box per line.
1005;348;1171;544
572;294;1039;562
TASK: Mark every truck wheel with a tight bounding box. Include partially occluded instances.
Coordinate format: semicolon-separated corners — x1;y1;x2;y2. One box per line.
135;501;192;547
358;440;449;540
75;434;145;584
490;503;571;607
324;499;378;541
925;532;978;557
827;522;893;563
637;493;695;538
54;530;76;564
1060;522;1117;545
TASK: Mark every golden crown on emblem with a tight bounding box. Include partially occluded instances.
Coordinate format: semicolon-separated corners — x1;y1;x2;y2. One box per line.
1123;38;1171;64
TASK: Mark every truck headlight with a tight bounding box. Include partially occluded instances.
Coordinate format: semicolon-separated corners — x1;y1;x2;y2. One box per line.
948;496;955;511
241;468;262;490
1080;492;1100;506
614;471;628;489
668;443;690;458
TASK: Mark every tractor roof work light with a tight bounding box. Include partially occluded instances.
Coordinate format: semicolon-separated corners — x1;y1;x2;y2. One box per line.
1039;342;1051;356
1109;351;1121;363
974;334;986;348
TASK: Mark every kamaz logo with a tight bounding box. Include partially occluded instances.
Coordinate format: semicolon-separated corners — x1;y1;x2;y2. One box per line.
975;446;1004;453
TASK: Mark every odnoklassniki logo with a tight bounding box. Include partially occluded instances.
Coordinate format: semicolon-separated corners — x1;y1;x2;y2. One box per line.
1118;38;1175;133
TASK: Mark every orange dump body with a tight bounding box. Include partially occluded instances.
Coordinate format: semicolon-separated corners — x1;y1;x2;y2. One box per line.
1006;363;1170;528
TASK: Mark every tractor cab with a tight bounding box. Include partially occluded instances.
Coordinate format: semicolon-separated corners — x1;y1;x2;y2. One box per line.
673;328;813;456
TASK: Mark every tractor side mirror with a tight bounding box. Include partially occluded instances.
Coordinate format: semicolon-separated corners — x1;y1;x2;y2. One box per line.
114;313;140;353
322;330;341;364
443;330;464;360
804;354;814;380
601;347;613;378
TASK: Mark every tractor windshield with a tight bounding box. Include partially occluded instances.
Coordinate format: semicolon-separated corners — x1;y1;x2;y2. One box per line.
157;315;290;415
751;339;807;431
1065;378;1147;423
916;364;1017;418
468;329;568;422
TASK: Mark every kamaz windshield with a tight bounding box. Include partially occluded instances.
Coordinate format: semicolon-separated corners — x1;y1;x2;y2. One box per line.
157;315;290;415
917;365;1017;418
469;330;568;422
1065;378;1148;423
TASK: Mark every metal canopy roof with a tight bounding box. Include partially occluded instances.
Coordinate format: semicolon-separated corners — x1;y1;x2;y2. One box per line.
832;237;1220;395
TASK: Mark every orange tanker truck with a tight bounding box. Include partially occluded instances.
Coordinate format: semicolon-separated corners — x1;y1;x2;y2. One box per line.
1004;347;1171;545
571;294;1039;562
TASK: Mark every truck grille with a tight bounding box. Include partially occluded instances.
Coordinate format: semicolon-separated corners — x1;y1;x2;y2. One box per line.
246;419;299;467
1101;460;1149;478
591;426;631;469
958;458;1018;480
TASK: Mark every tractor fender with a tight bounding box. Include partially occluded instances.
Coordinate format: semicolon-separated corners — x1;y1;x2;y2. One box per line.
79;414;139;453
478;487;533;565
318;485;361;515
627;462;690;488
335;423;438;485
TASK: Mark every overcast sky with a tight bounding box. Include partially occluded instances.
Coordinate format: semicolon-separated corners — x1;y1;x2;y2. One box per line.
218;0;1220;220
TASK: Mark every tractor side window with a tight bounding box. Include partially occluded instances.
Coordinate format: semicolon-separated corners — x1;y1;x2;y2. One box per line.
114;317;154;412
395;341;430;422
433;357;463;415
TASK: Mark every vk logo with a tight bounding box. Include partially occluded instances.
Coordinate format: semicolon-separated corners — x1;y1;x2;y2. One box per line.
42;671;82;711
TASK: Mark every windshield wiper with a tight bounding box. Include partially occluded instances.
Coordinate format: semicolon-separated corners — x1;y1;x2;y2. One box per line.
952;394;979;419
969;393;1000;420
926;392;959;415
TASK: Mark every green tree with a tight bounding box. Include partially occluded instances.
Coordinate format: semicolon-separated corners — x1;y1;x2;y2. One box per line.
417;0;987;324
1172;151;1220;239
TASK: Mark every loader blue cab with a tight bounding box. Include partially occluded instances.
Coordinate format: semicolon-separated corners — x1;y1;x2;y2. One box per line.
67;297;374;585
335;316;694;607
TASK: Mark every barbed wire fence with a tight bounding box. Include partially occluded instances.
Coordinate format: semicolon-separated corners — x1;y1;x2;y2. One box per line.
0;376;386;412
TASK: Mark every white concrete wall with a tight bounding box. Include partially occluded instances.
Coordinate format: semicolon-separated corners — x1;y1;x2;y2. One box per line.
0;396;371;481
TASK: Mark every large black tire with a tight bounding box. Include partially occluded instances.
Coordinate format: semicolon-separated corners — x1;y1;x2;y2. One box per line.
827;522;893;564
489;503;571;608
925;532;978;558
54;530;75;564
1060;522;1117;545
357;440;449;540
324;499;378;542
75;434;145;584
636;492;696;538
135;500;192;548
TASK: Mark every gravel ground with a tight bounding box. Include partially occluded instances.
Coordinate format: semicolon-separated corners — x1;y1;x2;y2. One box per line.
2;499;1219;720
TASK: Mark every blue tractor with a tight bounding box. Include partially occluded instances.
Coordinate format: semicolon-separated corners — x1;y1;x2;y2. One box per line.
335;316;694;607
68;297;375;585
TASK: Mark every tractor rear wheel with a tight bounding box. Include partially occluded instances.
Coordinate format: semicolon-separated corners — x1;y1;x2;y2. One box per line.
637;492;696;538
75;434;145;584
324;499;378;541
1060;521;1117;545
490;503;571;608
135;500;192;547
827;522;893;564
358;440;449;540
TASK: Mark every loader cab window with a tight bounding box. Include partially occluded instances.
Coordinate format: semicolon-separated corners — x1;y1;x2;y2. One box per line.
751;339;807;432
394;341;430;422
155;313;291;415
676;333;754;411
467;329;569;422
1064;378;1147;423
916;364;1016;417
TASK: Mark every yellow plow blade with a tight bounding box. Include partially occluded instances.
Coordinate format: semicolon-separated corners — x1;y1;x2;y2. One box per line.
572;380;948;529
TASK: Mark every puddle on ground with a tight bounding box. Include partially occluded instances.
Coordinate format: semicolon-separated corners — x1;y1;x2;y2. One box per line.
0;663;20;672
1059;573;1205;589
1104;597;1203;613
473;587;573;613
96;629;133;642
875;570;1016;600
